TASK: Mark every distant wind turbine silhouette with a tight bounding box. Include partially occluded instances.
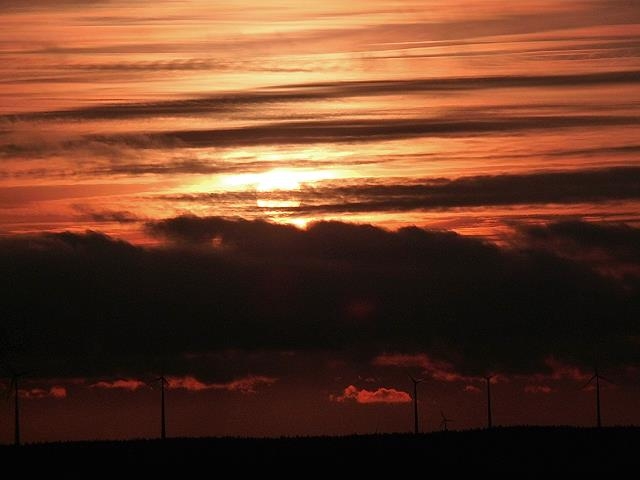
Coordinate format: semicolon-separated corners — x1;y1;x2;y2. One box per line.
582;366;612;428
7;371;27;446
156;375;168;440
485;375;493;429
408;373;425;434
440;410;453;432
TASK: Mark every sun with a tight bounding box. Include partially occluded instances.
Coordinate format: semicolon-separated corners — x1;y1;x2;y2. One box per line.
220;168;339;192
255;169;302;192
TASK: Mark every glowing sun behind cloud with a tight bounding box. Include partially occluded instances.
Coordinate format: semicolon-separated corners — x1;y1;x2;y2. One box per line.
256;169;303;192
217;168;336;209
258;169;324;208
224;168;339;192
176;167;337;213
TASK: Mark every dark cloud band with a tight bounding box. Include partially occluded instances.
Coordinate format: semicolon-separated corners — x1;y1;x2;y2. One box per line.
4;70;638;122
2;219;638;382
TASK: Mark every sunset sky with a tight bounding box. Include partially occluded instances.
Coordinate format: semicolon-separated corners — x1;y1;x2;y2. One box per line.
1;0;640;443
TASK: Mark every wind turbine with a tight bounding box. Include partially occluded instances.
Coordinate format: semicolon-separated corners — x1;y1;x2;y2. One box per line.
582;366;612;428
156;375;168;440
7;371;27;446
485;375;493;429
440;410;453;432
408;373;425;434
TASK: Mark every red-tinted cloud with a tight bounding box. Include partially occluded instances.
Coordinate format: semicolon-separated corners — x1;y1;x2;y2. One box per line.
90;379;146;391
167;376;209;391
514;221;640;282
345;299;376;320
464;385;481;394
223;376;278;393
331;385;411;404
524;385;553;394
20;386;67;399
167;375;276;394
535;357;590;382
373;353;471;382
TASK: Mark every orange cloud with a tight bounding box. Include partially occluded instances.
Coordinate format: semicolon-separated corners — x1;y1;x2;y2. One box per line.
167;375;277;394
90;379;146;391
21;386;67;399
331;385;411;404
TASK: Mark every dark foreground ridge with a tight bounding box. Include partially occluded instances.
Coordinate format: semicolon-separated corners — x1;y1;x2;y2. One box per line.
1;427;638;469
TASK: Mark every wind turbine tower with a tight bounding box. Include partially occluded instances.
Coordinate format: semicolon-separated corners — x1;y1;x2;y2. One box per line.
408;374;425;434
485;375;493;429
583;366;612;428
440;410;453;432
8;372;26;446
157;375;168;440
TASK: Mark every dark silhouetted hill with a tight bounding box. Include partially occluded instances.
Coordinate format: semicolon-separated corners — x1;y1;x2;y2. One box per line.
1;426;638;470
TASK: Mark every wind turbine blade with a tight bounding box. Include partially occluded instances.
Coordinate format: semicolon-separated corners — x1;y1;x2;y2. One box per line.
146;375;167;387
599;375;614;385
5;381;14;400
580;375;597;390
6;376;17;400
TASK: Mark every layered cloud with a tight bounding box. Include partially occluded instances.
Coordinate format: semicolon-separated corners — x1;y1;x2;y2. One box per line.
166;375;276;393
1;0;638;240
372;353;470;382
90;379;146;391
4;70;637;123
160;167;640;214
24;115;633;152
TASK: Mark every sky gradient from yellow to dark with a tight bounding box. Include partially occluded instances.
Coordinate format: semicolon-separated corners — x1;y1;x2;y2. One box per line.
1;1;640;442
